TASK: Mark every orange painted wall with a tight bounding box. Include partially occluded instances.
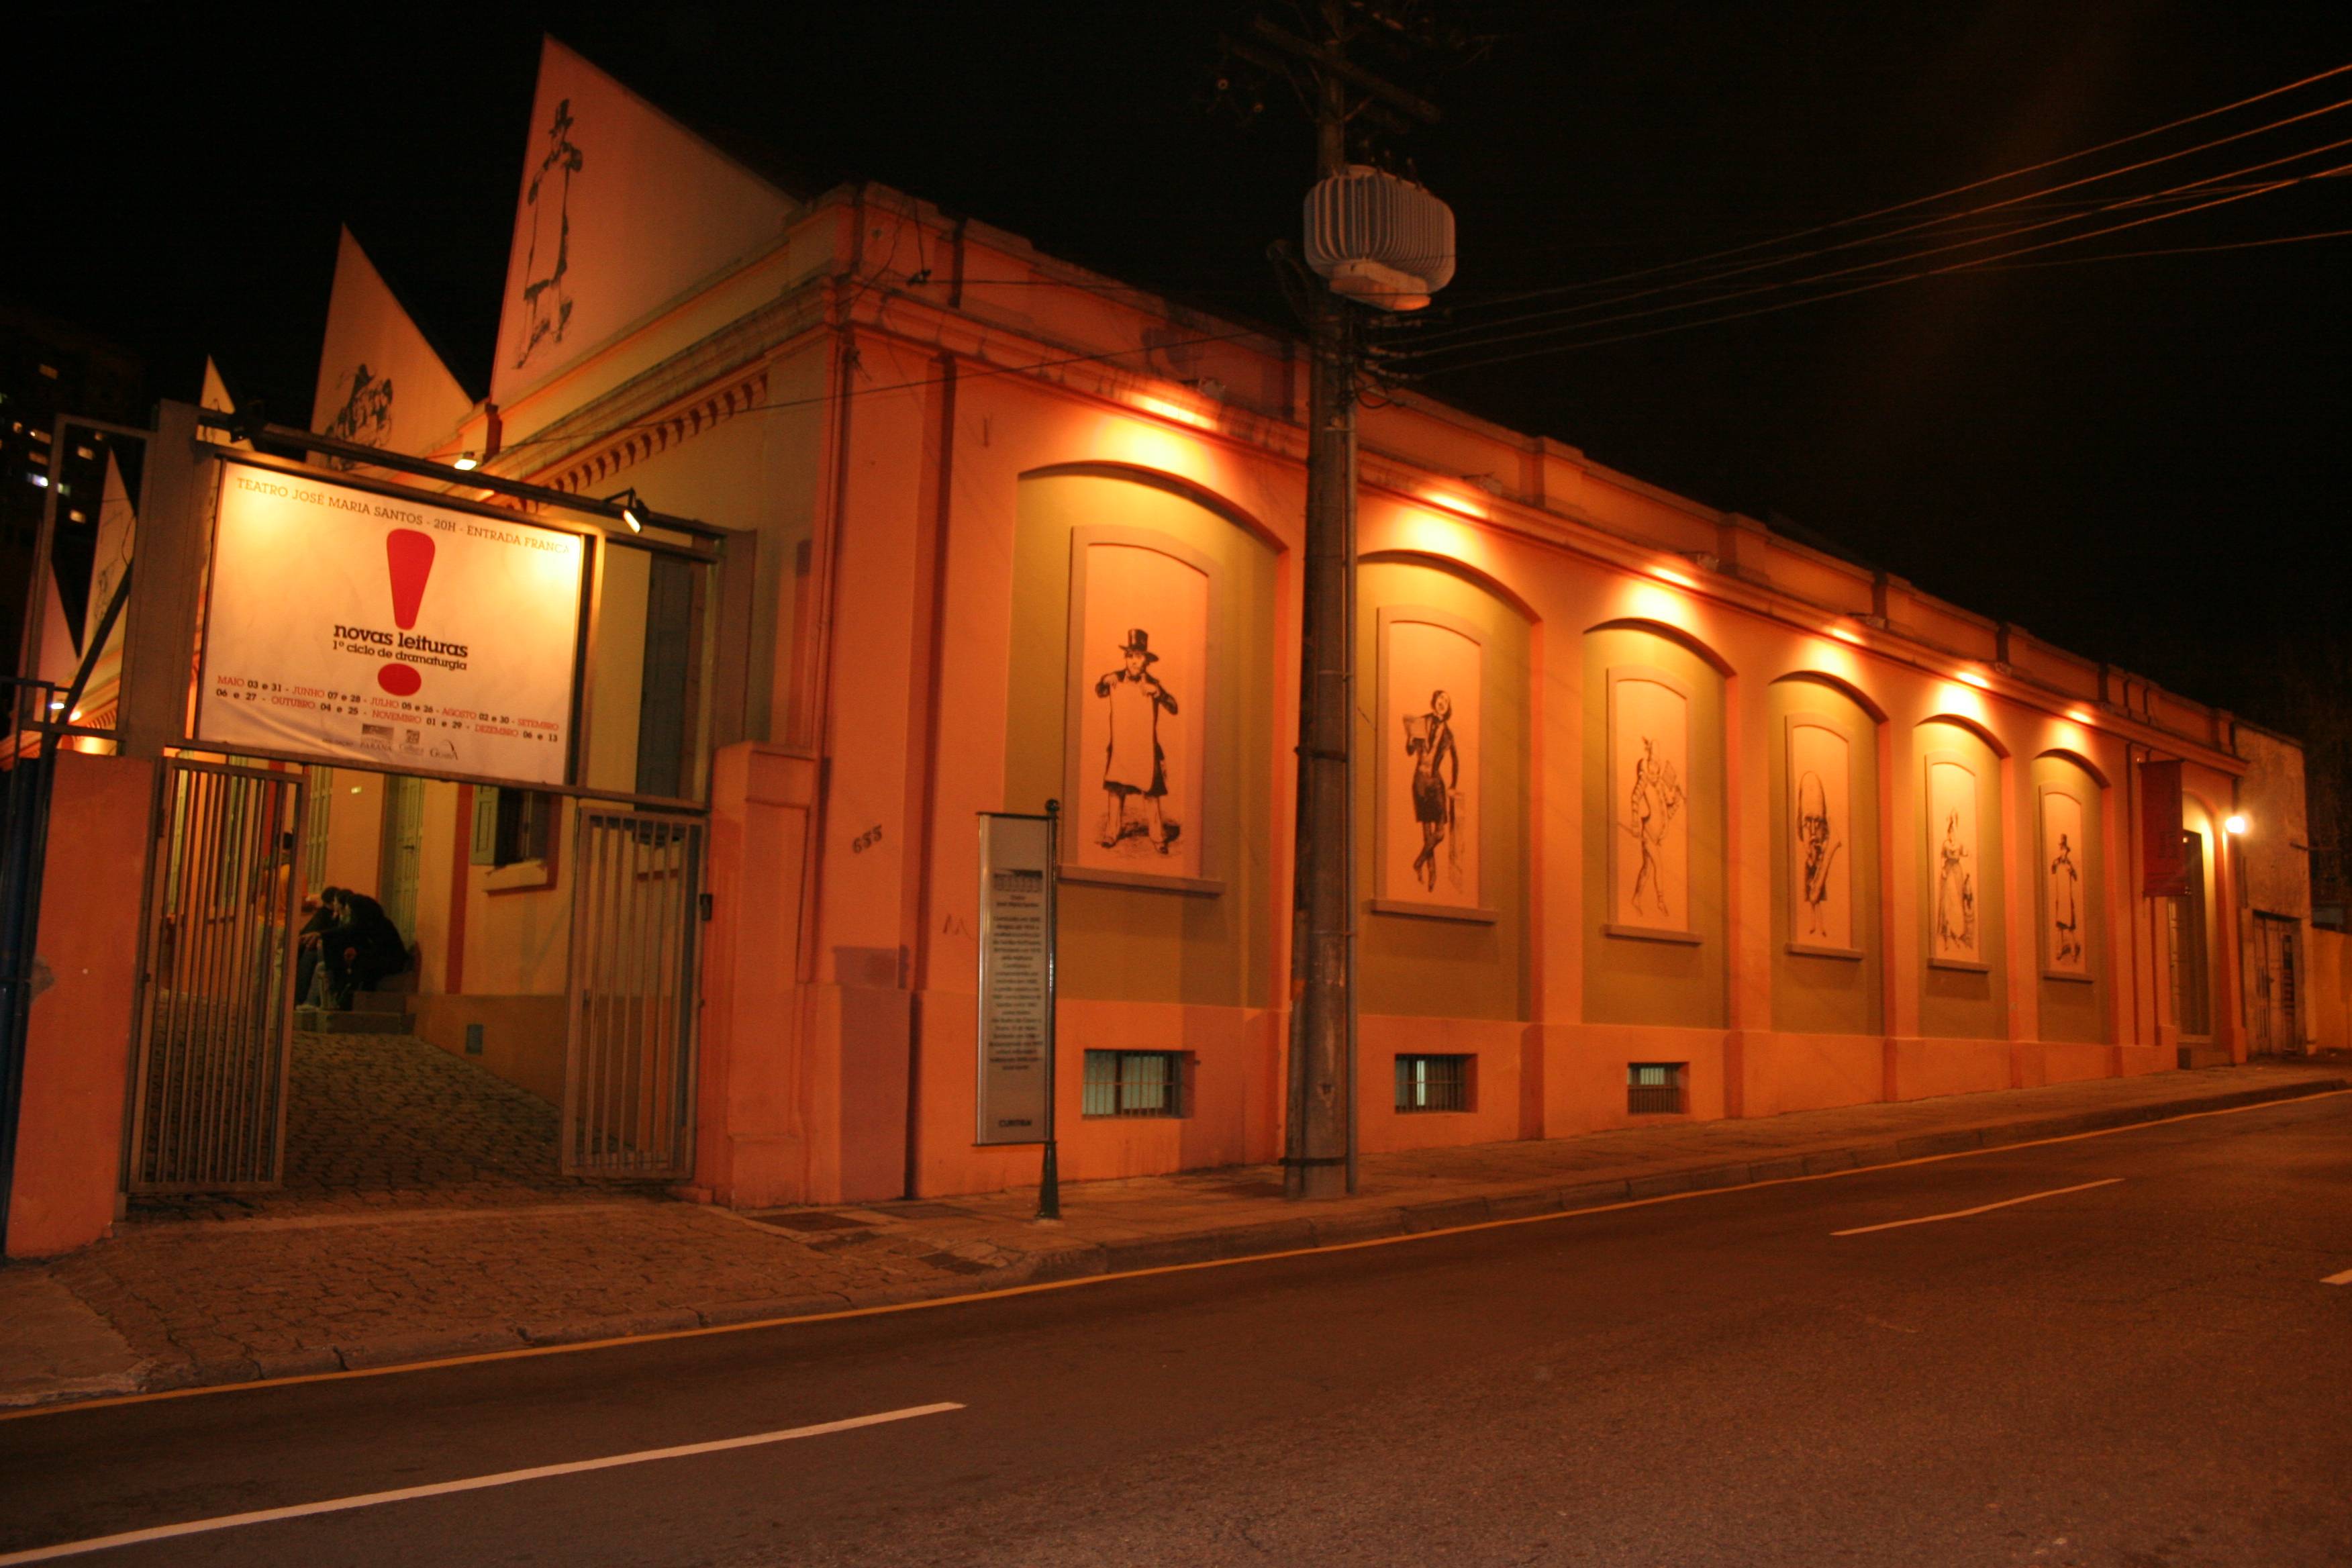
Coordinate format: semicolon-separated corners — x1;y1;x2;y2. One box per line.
7;752;152;1257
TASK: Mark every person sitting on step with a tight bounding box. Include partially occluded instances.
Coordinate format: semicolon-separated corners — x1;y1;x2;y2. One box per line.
322;888;410;1010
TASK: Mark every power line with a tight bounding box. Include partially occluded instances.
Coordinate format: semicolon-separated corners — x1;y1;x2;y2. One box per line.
1398;87;2352;349
1428;57;2352;318
1402;159;2352;379
1391;134;2352;366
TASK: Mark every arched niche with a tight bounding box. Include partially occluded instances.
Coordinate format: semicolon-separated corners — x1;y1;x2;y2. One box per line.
1917;716;2006;1038
1355;554;1533;1023
1006;469;1278;1010
1770;674;1882;1036
1582;622;1727;1029
1585;616;1735;677
2032;750;2106;1043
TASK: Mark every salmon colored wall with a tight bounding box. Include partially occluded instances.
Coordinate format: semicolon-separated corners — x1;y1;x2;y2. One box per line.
410;993;566;1104
320;768;387;899
7;753;152;1257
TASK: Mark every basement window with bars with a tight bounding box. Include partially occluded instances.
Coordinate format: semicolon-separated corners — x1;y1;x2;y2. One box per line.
1082;1050;1185;1118
1395;1054;1472;1114
1627;1063;1686;1115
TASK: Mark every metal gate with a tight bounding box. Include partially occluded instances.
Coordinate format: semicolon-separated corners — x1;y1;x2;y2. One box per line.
563;808;703;1177
2254;914;2302;1055
126;759;305;1191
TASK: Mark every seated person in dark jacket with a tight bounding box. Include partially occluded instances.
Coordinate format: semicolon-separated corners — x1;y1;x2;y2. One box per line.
322;889;410;1007
294;886;346;1007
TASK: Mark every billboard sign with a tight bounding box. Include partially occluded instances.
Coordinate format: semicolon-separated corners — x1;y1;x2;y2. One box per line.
193;460;588;786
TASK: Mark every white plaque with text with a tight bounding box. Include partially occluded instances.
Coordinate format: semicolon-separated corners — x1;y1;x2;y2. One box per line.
976;813;1056;1145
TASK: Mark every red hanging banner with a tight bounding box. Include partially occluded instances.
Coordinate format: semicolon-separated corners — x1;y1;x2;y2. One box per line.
2141;759;2187;897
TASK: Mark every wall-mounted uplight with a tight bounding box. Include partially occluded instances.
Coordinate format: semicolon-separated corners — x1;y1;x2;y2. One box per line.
1955;669;1991;690
1134;394;1216;432
1423;489;1489;522
2224;814;2249;836
1649;564;1694;589
1828;622;1863;644
451;452;481;472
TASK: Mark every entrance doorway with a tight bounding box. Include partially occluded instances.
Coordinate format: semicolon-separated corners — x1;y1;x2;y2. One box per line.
125;755;705;1213
2253;913;2303;1055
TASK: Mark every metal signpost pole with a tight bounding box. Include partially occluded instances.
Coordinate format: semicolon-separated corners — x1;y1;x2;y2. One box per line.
1038;799;1061;1220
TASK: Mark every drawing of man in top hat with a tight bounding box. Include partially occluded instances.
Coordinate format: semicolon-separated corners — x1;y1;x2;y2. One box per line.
1094;627;1181;854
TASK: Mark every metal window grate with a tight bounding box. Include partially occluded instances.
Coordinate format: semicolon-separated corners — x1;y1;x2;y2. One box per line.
1082;1050;1183;1118
1627;1062;1685;1114
1395;1053;1471;1113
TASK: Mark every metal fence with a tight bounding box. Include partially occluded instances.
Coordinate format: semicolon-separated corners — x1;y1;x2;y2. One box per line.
125;759;305;1191
564;809;703;1178
0;681;61;1238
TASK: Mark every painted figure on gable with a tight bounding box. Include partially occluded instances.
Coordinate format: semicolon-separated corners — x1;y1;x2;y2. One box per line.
1796;769;1843;939
1937;810;1977;953
1095;628;1181;856
516;97;584;370
321;362;394;467
1625;735;1685;918
1403;689;1461;893
2049;831;2083;965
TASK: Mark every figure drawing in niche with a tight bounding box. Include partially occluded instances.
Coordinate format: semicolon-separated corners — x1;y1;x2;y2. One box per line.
515;97;584;369
1094;628;1181;856
1402;690;1462;893
1795;769;1843;939
1623;735;1685;918
2049;832;2083;964
1937;810;1977;952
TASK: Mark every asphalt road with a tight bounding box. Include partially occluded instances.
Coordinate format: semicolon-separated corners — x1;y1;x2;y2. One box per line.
5;1094;2349;1567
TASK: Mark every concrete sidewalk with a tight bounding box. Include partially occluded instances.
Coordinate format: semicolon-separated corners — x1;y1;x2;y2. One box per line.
4;1061;2343;1410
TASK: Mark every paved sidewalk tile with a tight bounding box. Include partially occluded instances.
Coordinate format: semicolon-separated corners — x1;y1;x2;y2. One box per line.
7;1060;2341;1410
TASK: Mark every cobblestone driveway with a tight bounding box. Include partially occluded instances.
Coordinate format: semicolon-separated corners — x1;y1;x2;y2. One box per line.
131;1031;647;1222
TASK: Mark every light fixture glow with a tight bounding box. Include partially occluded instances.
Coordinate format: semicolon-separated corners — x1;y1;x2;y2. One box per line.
1956;669;1991;689
1423;489;1489;522
452;452;480;472
1828;623;1863;644
2224;814;2248;836
1649;564;1694;589
1134;394;1216;432
620;501;644;534
47;699;63;712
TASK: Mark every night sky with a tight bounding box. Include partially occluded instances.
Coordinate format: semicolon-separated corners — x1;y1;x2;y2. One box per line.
9;1;2349;721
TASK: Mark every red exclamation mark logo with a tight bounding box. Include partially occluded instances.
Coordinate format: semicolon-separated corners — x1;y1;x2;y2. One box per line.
379;529;435;696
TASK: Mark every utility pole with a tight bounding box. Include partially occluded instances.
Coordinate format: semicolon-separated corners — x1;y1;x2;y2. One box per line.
1284;9;1357;1200
1234;2;1445;1200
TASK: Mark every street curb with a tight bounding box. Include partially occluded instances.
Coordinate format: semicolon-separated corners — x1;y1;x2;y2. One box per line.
16;1073;2334;1412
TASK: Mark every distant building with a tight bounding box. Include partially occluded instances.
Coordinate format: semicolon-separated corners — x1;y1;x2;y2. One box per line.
0;305;144;679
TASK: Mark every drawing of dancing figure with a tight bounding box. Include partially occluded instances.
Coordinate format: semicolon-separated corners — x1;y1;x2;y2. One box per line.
1625;736;1685;918
1095;628;1180;855
515;97;584;369
2049;831;2082;963
1937;810;1977;953
1403;690;1461;892
1795;769;1843;938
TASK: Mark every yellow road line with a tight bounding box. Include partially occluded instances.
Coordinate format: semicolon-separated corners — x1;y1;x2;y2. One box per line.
1830;1176;2124;1236
7;1085;2344;1424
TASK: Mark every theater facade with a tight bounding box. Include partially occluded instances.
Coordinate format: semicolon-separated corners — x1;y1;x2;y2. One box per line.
4;38;2306;1253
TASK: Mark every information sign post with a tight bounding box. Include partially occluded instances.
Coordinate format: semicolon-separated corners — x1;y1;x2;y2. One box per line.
975;802;1061;1218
